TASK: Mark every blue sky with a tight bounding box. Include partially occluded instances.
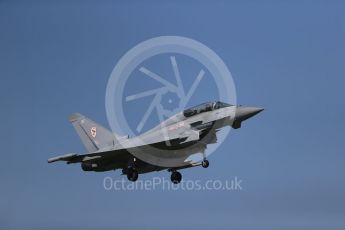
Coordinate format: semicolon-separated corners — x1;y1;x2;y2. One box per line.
1;0;345;229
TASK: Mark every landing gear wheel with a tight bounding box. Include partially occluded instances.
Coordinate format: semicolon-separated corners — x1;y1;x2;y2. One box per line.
127;168;138;182
170;171;182;184
201;160;209;168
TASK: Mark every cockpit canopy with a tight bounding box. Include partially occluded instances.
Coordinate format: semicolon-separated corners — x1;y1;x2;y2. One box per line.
183;101;232;117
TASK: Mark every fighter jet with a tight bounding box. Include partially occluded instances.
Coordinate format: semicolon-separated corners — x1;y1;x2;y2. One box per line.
48;101;263;184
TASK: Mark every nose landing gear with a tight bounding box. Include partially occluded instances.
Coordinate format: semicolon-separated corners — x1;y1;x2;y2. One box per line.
201;159;209;168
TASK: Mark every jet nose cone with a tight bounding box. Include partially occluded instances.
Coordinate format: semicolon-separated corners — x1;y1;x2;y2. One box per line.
235;106;264;122
247;107;264;115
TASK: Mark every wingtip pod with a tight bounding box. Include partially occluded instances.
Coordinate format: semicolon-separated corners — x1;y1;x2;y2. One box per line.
47;153;77;163
69;113;84;122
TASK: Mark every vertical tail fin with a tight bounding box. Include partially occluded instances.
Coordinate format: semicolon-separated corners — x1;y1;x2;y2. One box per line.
69;113;119;152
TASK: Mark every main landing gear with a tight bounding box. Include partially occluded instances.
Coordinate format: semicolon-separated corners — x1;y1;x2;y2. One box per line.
170;171;182;184
125;157;138;182
126;167;138;182
169;159;210;184
124;158;210;183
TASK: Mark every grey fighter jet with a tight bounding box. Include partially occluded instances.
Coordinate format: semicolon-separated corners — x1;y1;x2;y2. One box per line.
48;101;263;184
